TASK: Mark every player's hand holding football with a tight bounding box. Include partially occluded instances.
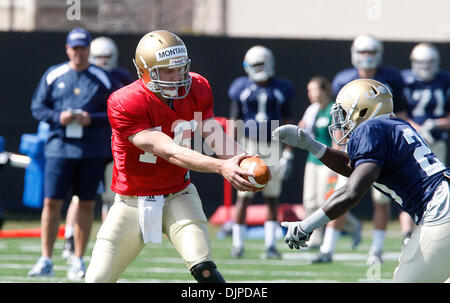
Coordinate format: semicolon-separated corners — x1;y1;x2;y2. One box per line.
281;221;312;249
220;153;258;192
272;125;326;159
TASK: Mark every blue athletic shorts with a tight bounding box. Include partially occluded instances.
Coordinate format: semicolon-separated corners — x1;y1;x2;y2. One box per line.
44;158;106;201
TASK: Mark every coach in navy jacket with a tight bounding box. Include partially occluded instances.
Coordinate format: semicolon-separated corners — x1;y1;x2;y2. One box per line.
28;27;112;281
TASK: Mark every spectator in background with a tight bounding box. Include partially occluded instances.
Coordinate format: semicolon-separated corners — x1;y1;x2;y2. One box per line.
298;76;361;251
28;28;112;281
401;42;450;244
313;35;409;265
61;36;134;260
228;45;295;259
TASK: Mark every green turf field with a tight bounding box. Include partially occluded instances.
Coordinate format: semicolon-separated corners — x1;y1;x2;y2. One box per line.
0;219;405;283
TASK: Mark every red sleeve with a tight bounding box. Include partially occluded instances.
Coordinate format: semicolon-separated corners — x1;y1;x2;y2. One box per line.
191;73;214;121
107;92;152;139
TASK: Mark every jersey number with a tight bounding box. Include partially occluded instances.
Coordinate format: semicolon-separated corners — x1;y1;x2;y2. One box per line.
139;120;198;164
411;88;445;117
402;128;445;176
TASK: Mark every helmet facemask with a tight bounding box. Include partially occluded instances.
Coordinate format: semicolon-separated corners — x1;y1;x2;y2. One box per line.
243;60;274;82
412;60;438;82
329;102;354;146
134;55;192;100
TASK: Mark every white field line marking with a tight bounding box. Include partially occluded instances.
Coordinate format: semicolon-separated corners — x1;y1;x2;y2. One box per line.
124;266;366;278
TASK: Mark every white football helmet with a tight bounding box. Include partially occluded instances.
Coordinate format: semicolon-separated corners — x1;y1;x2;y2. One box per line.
243;45;275;82
133;30;192;99
410;43;440;81
89;37;118;72
329;79;393;146
351;35;383;70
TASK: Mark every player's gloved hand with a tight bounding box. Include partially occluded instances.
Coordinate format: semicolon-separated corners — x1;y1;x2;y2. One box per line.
281;221;312;249
276;149;294;181
272;125;327;159
419;119;437;145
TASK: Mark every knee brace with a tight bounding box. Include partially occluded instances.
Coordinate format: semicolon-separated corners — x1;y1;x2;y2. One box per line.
190;261;226;283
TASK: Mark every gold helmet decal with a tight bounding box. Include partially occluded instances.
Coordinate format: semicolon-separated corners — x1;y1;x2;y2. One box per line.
133;30;192;99
329;79;393;146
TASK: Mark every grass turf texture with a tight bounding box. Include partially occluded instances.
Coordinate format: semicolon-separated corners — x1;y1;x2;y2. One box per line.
0;219;404;283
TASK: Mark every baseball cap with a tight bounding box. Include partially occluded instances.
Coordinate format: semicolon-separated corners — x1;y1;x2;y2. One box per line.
66;27;92;48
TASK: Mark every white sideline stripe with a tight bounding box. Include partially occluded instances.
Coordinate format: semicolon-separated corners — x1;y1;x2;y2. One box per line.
124;266;366;278
16;243;95;252
5;239;374;252
0;254;38;260
283;252;400;261
0;263;377;279
0;264;68;271
0;254;91;262
0;252;400;267
0;276;67;283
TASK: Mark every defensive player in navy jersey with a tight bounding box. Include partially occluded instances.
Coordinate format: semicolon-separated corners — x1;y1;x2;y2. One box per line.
315;35;409;265
274;79;450;282
401;43;450;245
61;36;135;261
402;43;450;157
28;28;112;280
89;36;134;91
228;45;295;259
89;36;134;221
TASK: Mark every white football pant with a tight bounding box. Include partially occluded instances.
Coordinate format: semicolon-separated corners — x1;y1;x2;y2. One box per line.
85;183;214;282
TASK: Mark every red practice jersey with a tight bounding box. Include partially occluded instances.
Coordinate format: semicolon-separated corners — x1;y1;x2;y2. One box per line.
107;72;214;196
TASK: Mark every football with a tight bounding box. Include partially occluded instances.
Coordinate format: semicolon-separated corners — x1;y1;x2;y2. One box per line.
239;156;270;190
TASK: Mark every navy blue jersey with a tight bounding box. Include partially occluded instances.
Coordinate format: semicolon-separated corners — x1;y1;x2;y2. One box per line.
228;76;294;141
110;67;134;91
348;117;449;223
332;66;408;113
401;69;450;141
31;62;112;159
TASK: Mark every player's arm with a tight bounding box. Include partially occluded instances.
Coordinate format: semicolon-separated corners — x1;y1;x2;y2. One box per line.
128;128;255;191
282;162;380;249
429;112;450;129
200;117;246;160
272;124;353;177
321;162;380;218
319;147;353;177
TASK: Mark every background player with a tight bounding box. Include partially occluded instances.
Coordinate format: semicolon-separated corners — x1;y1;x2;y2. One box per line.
275;79;450;282
298;76;362;251
400;42;450;244
228;45;295;259
85;30;258;283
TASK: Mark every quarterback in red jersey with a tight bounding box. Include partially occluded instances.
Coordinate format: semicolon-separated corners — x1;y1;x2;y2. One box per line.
85;30;256;283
